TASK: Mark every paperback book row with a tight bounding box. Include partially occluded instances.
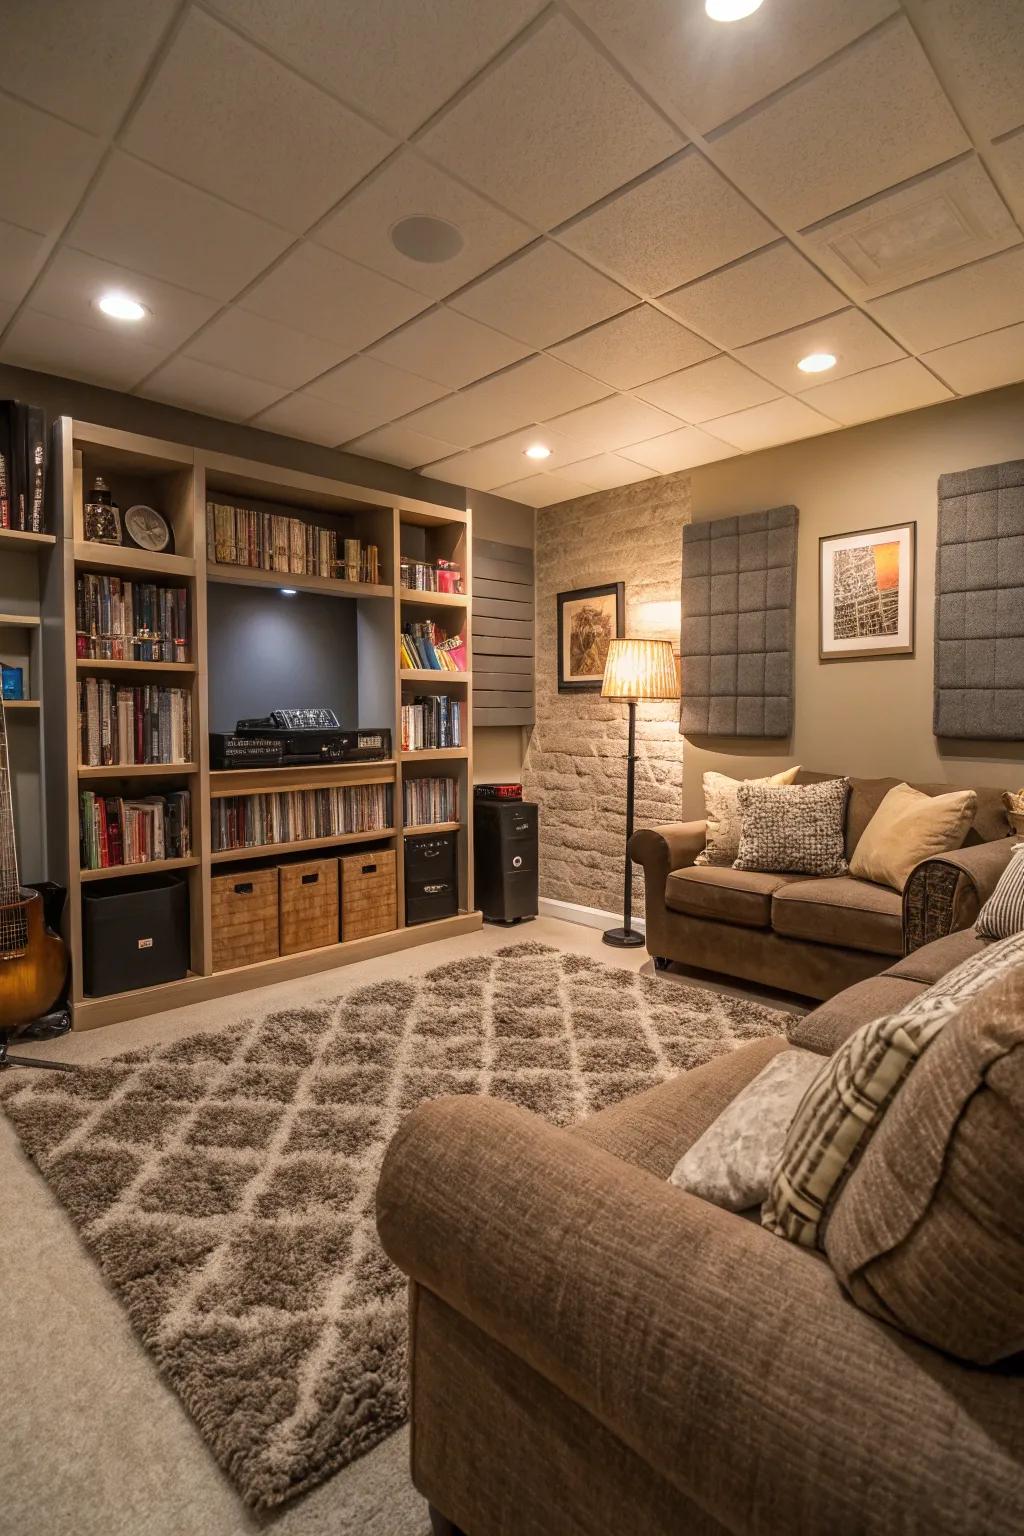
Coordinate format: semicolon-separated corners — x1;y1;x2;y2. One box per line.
211;783;392;852
75;575;190;662
78;679;193;767
403;776;459;826
401;695;463;751
0;400;45;532
399;556;462;594
400;620;467;672
80;789;191;870
207;501;381;584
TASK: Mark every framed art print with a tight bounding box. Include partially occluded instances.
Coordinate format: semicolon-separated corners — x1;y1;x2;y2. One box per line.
557;582;624;692
819;523;916;660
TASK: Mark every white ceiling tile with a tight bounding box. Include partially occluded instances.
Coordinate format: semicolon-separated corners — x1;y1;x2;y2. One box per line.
449;241;634;349
142;356;285;422
636;355;780;423
0;308;165;390
0;0;176;136
208;0;544;138
421;426;581;492
711;18;969;229
492;472;599;508
0;302;13;332
802;156;1021;302
249;390;383;446
551;304;716;389
867;245;1024;353
315;149;533;299
0;95;102;238
921;321;1024;396
239;243;429;353
797;357;953;425
368;307;530;390
660;242;846;349
67;153;294;302
0;220;48;307
570;0;897;136
559;452;656;491
911;0;1024;141
29;249;217;352
400;354;608;446
991;128;1024;227
417;11;682;229
736;309;905;391
559;150;774;297
123;10;393;232
543;393;684;452
302;355;446;417
619;426;739;473
185;308;347;391
344;423;463;470
702;397;837;452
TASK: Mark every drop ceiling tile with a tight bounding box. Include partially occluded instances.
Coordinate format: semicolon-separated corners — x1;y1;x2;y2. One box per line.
991;128;1024;227
802;156;1021;302
711;18;968;229
123;10;394;232
703;397;837;453
0;220;48;307
0;308;165;391
619;426;739;473
797;357;953;425
249;390;383;446
316;150;533;300
492;473;599;508
449;242;634;349
302;355;446;417
185;308;347;391
68;153;294;302
0;95;102;238
0;302;13;332
368;307;530;390
239;243;429;354
551;304;716;390
559;452;656;491
422;427;582;492
636;355;780;423
344;423;463;470
417;11;682;230
661;242;846;349
922;321;1024;396
559;150;774;297
400;354;608;447
29;249;217;352
911;0;1024;141
142;356;285;421
543;394;684;453
0;0;175;136
736;309;905;392
867;245;1024;353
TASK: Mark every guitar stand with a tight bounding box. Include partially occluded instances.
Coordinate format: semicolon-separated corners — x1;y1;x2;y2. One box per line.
0;1014;78;1073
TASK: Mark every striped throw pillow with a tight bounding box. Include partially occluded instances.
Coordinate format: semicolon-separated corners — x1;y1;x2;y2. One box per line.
976;843;1024;938
762;928;1024;1248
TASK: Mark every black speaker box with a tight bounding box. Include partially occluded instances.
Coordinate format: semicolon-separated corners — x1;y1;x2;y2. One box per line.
82;874;189;996
405;831;458;925
474;800;538;924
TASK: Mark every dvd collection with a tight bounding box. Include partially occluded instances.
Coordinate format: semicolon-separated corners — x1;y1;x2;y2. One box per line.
75;575;189;662
211;783;392;852
0;400;45;532
78;679;193;767
400;620;467;671
401;695;463;751
399;556;462;593
403;776;459;826
207;501;380;584
80;789;191;869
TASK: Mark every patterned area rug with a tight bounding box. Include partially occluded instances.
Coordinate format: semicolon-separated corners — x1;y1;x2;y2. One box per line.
1;942;785;1510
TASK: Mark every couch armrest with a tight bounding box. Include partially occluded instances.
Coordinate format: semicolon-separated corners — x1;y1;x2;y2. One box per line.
903;837;1017;952
378;1096;1021;1536
628;820;706;880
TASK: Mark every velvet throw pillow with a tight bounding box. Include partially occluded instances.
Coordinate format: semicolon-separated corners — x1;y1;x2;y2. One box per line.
694;766;801;867
849;781;977;892
976;842;1024;938
734;777;849;877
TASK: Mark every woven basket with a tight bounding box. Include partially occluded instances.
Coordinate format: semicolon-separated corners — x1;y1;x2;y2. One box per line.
1008;811;1024;838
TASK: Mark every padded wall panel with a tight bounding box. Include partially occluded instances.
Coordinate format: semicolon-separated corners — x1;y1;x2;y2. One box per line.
472;537;534;726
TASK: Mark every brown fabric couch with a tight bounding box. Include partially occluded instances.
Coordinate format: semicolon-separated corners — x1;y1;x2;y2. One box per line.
377;927;1024;1536
630;772;1013;1000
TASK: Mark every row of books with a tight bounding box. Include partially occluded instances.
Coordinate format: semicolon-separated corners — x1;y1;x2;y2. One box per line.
207;501;381;584
80;790;191;869
399;556;462;594
75;575;190;663
211;784;392;852
401;696;463;751
400;620;467;672
0;400;45;532
78;680;193;767
403;776;459;826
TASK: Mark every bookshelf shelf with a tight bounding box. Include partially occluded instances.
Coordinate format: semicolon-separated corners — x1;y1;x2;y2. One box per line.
73;541;195;579
78;762;199;779
75;658;197;674
80;855;200;882
400;668;470;683
4;698;40;711
399;587;466;608
207;562;393;601
209;761;396;796
400;747;468;761
210;828;397;863
403;820;463;836
0;528;56;550
0;612;42;627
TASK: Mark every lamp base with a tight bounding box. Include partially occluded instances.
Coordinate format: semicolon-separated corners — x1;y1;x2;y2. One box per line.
602;926;645;948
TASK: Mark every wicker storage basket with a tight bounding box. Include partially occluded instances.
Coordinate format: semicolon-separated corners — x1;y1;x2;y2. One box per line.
211;866;279;972
279;856;339;955
341;848;397;940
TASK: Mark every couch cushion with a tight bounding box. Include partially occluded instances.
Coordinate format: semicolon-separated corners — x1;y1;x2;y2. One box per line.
787;975;925;1055
771;877;903;956
845;775;1008;858
885;926;989;985
665;865;804;928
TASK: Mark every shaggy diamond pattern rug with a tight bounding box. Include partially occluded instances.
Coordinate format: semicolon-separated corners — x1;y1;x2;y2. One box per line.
1;942;786;1510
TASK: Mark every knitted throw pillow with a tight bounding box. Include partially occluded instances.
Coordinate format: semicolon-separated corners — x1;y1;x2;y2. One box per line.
734;777;849;876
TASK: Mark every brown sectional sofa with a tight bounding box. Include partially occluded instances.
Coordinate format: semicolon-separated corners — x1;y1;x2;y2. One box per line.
630;772;1013;1000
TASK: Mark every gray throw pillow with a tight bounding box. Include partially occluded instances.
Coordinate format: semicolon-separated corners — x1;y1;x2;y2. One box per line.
976;843;1024;938
734;777;850;876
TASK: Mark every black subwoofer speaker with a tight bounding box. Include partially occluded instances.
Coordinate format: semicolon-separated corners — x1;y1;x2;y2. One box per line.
405;831;458;926
474;800;538;924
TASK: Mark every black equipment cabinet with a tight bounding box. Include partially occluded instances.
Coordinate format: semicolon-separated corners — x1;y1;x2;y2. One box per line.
82;874;189;996
474;800;538;924
405;831;458;926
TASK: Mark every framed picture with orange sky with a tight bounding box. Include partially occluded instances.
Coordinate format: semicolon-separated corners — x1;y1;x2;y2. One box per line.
819;522;916;660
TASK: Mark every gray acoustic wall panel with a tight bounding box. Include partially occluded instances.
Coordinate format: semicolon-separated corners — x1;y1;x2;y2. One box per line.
472;537;535;727
680;505;798;737
934;458;1024;739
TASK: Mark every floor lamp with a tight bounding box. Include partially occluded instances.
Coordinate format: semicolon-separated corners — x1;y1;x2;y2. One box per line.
601;638;680;948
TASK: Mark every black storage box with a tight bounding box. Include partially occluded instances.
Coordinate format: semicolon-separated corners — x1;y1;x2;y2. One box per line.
82;873;189;996
405;831;458;925
474;800;538;923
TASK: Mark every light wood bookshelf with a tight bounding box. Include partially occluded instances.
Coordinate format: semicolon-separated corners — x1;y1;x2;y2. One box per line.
43;417;479;1029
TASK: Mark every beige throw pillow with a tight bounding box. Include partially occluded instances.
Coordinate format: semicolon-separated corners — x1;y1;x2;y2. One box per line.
849;781;976;892
695;765;800;866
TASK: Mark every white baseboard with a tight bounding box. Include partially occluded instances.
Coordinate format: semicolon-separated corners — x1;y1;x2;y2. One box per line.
538;896;646;935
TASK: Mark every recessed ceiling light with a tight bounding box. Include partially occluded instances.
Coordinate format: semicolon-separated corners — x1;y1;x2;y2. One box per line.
280;587;297;596
705;0;764;21
390;215;464;264
797;352;837;374
97;290;147;322
524;443;552;461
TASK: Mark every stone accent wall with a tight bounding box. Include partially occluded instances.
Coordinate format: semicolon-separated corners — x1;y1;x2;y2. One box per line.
522;471;691;916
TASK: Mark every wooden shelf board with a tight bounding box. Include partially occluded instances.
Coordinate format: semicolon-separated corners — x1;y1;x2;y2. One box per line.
398;506;468;529
0;528;56;549
403;820;463;836
80;856;199;882
78;762;199;779
399;587;467;608
210;760;396;795
75;658;196;674
400;747;468;761
400;669;470;683
3;699;40;711
0;612;41;627
74;541;196;579
207;562;392;600
210;828;397;863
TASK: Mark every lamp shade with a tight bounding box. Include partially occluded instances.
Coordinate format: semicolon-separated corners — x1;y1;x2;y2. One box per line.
601;638;679;701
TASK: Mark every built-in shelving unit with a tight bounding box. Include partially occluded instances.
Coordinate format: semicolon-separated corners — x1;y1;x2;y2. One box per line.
43;417;479;1030
2;525;54;884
